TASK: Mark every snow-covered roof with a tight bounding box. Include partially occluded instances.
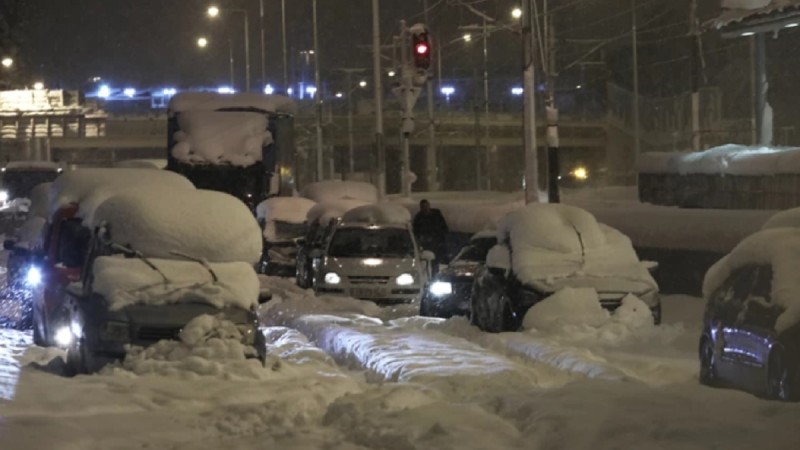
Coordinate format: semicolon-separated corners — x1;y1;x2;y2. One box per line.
703;227;800;332
306;199;371;224
168;92;297;115
341;203;412;225
115;159;168;169
256;196;316;222
91;189;262;264
48;168;195;218
171;111;272;166
4;160;61;171
497;204;657;295
638;145;800;176
92;256;259;311
301;180;379;204
710;0;800;30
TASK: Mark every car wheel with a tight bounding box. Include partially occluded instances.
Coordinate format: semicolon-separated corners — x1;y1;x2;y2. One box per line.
32;305;47;347
419;295;432;317
768;349;799;402
65;335;88;377
699;337;719;387
472;288;514;333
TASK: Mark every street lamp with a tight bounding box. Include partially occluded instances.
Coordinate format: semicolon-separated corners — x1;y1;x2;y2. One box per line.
207;5;251;91
1;57;12;69
358;80;368;88
511;7;522;20
463;33;472;43
33;82;44;90
197;36;209;48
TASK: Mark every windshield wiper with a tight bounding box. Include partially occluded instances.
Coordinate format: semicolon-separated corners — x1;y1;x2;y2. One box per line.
111;243;169;284
170;250;219;283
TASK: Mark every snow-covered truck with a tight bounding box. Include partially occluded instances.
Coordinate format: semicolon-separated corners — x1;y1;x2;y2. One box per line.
166;92;298;210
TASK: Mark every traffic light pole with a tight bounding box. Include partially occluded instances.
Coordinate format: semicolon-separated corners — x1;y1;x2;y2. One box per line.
400;20;413;197
423;0;438;192
522;0;540;204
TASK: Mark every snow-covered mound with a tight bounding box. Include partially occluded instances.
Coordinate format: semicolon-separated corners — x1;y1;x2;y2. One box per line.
168;92;297;115
306;199;371;223
704;227;800;332
301;180;379;204
115;159;168;169
171;111;272;166
49;168;195;217
92;257;259;311
496;204;657;295
256;196;316;223
638;144;800;176
762;207;800;230
342;203;411;225
91;189;262;264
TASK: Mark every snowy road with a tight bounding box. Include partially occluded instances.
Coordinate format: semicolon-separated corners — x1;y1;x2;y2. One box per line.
0;276;799;449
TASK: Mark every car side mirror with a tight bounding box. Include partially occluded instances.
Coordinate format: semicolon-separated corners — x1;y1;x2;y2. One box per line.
3;239;16;250
421;250;436;262
258;289;272;305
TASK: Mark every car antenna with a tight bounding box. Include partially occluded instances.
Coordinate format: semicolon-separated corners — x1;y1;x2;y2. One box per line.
571;225;586;267
170;250;219;282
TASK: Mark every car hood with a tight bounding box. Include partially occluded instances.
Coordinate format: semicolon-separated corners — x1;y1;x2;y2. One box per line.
106;303;255;327
324;256;420;276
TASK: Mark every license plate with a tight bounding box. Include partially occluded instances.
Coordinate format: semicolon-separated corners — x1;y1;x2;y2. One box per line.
352;287;387;298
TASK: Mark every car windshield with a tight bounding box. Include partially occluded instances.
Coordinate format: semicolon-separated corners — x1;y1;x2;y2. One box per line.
328;227;414;258
453;237;497;263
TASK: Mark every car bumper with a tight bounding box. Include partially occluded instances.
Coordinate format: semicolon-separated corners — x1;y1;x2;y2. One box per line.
317;285;421;304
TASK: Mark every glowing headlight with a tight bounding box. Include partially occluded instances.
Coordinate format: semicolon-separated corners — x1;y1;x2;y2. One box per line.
54;327;73;347
429;281;453;296
26;266;42;286
324;272;342;285
0;190;8;203
396;273;415;286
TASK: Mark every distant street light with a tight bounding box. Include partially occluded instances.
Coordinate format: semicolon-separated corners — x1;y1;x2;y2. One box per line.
511;86;524;96
463;33;472;43
197;37;209;48
1;57;13;68
511;7;522;19
33;82;44;90
124;88;136;98
358;80;368;88
207;5;251;91
387;70;396;77
207;5;220;18
264;84;275;95
440;86;455;102
98;85;111;98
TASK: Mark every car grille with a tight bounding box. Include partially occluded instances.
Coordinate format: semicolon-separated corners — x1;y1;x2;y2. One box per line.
349;275;391;285
598;294;625;310
136;326;182;342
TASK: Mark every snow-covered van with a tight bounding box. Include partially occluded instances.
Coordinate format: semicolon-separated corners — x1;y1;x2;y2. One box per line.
167;92;297;210
471;204;661;332
313;204;435;304
256;196;316;276
55;187;267;374
30;169;196;349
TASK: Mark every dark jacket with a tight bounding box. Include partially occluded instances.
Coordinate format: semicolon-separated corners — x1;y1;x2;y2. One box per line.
413;209;449;247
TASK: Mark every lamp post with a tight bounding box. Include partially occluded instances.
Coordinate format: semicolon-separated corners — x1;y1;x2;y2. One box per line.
336;69;368;176
208;5;251;91
197;37;235;88
1;57;13;69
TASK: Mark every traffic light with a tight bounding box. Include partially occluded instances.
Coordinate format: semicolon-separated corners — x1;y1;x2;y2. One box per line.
412;31;431;70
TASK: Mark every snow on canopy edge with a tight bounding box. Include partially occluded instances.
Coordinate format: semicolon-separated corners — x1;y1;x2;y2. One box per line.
256;196;316;222
4;160;62;170
168;92;297;115
301;180;379;204
342;203;411;225
703;227;800;332
306;199;371;223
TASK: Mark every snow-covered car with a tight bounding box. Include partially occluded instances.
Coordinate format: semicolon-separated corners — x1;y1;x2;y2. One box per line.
700;227;800;401
255;196;316;276
57;188;268;374
30;169;196;348
470;204;661;332
420;231;497;318
313;204;434;304
295;199;369;289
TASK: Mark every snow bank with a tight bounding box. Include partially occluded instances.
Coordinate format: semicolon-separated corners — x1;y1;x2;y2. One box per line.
301;180;379;204
497;204;657;295
341;203;411;225
762;207;800;230
91;189;262;264
703;227;800;331
255;196;316;222
524;288;654;332
49;169;194;217
168;92;297;115
115;159;168;169
638;144;800;176
171;111;272;166
306;199;370;223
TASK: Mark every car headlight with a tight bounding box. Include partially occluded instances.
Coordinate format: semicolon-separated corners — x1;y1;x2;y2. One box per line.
396;273;415;286
324;272;341;285
429;281;453;296
101;321;130;341
237;324;257;346
26;266;42;287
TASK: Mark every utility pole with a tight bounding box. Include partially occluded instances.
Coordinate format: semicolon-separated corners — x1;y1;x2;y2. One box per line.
244;11;251;91
522;0;539;204
372;0;386;196
632;0;641;178
336;68;366;176
423;0;438;192
545;3;560;203
228;39;236;89
400;20;413;197
755;32;769;146
482;17;491;191
281;0;289;90
312;0;324;181
259;0;266;88
690;0;702;151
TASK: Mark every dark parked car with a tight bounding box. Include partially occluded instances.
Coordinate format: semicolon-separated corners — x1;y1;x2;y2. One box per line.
420;232;497;318
700;252;800;401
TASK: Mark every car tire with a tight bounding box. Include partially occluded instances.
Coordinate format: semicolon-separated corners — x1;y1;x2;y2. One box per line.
32;306;47;347
65;336;88;377
699;336;719;387
472;288;514;333
768;348;799;402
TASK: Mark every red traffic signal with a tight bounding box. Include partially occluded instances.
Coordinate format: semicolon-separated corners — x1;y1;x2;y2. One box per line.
412;33;431;70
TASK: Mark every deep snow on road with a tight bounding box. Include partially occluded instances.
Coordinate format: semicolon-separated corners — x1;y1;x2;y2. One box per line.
0;276;798;449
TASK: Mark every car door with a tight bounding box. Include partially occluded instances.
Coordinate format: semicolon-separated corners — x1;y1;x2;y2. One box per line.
715;266;758;382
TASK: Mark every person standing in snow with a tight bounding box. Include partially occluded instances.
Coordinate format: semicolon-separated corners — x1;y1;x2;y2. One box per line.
413;199;449;269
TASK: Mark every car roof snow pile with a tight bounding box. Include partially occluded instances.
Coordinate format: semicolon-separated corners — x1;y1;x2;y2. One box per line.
495;203;656;294
704;227;800;332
